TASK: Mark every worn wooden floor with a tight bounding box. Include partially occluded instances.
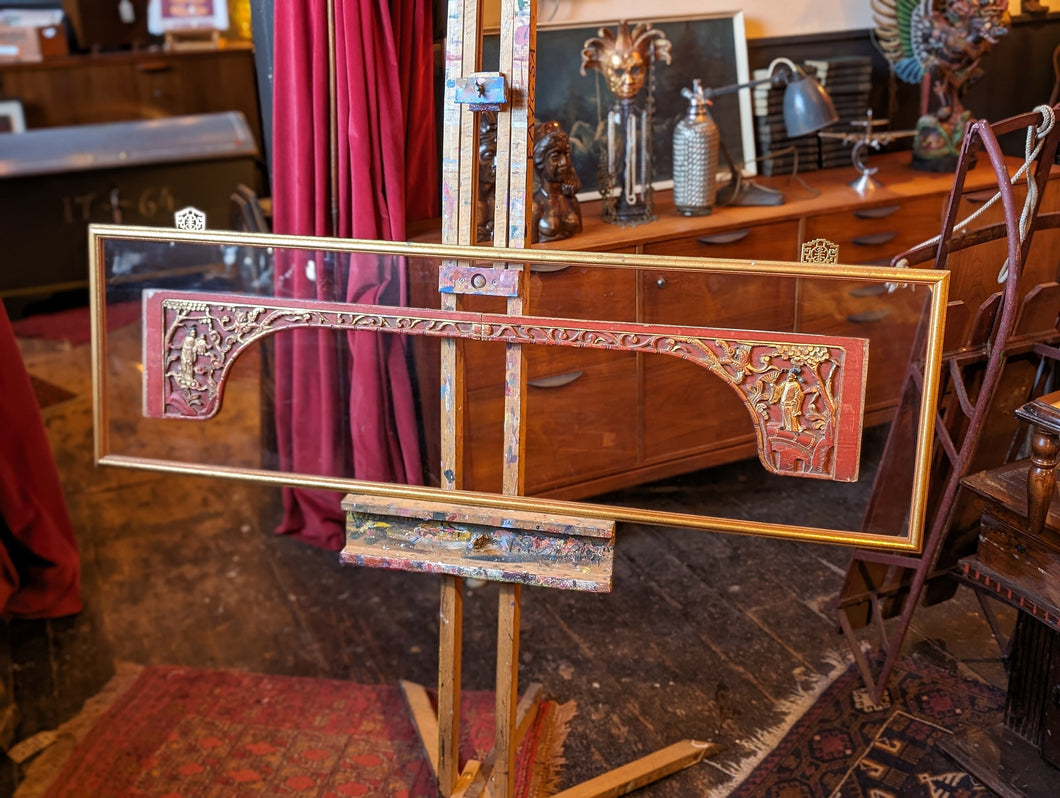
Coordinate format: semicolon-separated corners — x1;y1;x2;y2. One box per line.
2;334;1010;796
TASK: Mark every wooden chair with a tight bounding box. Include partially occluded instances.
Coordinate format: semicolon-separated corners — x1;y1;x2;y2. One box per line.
835;105;1060;703
942;390;1060;791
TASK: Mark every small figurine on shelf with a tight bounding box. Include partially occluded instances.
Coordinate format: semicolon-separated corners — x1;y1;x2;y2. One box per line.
531;121;583;244
476;111;498;243
873;0;1010;172
580;20;671;225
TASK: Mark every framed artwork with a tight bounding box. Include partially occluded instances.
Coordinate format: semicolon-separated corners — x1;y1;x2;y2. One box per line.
485;12;756;198
147;0;228;34
0;98;25;133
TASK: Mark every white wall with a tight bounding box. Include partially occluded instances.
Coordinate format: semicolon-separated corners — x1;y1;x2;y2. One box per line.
485;1;874;39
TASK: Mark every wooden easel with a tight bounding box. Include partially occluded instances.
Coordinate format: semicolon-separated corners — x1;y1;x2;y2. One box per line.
399;1;718;795
125;3;882;793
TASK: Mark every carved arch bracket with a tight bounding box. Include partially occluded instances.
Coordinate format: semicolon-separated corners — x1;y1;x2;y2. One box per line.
142;290;868;482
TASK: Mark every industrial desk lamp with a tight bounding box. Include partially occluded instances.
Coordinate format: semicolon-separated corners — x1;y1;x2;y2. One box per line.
710;57;838;206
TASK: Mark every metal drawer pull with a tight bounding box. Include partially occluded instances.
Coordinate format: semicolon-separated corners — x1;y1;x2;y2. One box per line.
697;229;750;245
848;284;889;297
846;308;892;323
854;204;900;219
135;62;175;73
530;262;571;273
528;370;584;389
851;231;898;247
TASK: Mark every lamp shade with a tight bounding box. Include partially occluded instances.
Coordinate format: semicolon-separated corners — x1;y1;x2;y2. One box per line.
782;72;838;138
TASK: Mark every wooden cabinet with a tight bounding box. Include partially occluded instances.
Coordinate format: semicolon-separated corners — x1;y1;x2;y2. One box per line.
413;152;1036;500
0;46;263;148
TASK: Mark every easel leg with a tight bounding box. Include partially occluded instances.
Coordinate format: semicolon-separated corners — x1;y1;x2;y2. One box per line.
492;582;521;798
401;679;439;776
439;575;465;795
551;740;722;798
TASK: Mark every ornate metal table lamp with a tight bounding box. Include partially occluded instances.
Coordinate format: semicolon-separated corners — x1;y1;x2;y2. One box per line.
580;19;671;225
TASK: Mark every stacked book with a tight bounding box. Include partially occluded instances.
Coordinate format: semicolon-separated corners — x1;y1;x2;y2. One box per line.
750;56;874;175
805;56;874;169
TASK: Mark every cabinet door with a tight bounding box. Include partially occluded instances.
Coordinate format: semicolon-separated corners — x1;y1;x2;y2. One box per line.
641;221;799;461
1;61;139;127
132;51;262;147
460;262;641;494
464;353;639;495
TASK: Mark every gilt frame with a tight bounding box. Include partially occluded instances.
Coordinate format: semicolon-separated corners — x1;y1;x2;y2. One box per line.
89;224;948;552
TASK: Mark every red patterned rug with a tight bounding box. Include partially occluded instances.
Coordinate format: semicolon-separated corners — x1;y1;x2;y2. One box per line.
727;656;1005;798
11;301;141;346
39;666;573;797
29;375;77;410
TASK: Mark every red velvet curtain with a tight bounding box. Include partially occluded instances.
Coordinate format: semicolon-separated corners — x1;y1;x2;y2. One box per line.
272;0;438;549
0;303;82;618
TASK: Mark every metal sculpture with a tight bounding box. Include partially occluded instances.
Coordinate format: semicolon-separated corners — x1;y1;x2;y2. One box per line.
580;19;671;224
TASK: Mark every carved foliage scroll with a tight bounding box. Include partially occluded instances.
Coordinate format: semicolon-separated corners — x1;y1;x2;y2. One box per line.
144;291;868;482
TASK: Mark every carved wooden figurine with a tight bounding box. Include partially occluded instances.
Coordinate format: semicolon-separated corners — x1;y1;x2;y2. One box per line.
530;120;582;244
476;111;497;243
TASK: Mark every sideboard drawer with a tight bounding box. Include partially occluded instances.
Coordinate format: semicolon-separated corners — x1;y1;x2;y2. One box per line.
642;220;800;262
462;266;638;391
803;196;943;265
642;269;797;331
527;262;638;322
797;279;927;417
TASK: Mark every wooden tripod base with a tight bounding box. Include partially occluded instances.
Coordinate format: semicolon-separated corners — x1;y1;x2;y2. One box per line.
400;680;719;797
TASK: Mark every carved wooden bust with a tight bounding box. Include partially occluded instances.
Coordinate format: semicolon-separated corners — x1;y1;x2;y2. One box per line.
531;121;582;244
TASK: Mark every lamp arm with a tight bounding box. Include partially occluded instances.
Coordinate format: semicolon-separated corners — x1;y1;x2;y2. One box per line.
705;58;801;100
706;75;776;100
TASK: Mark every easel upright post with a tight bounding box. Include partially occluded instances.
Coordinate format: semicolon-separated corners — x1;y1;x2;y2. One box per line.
492;0;535;791
438;0;484;791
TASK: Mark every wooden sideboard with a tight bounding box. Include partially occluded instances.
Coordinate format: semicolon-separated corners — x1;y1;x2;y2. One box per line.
411;152;1060;500
0;45;263;148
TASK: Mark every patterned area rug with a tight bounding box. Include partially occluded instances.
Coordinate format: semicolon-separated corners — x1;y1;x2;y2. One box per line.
29;376;77;410
728;656;1005;798
37;666;573;797
11;301;141;346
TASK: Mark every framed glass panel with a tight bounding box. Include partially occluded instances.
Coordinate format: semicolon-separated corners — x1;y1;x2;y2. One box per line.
89;225;948;551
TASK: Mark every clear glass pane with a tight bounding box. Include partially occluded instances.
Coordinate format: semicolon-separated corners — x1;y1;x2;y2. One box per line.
94;230;943;547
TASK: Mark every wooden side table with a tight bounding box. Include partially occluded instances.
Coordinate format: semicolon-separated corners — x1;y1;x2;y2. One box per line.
942;390;1060;796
